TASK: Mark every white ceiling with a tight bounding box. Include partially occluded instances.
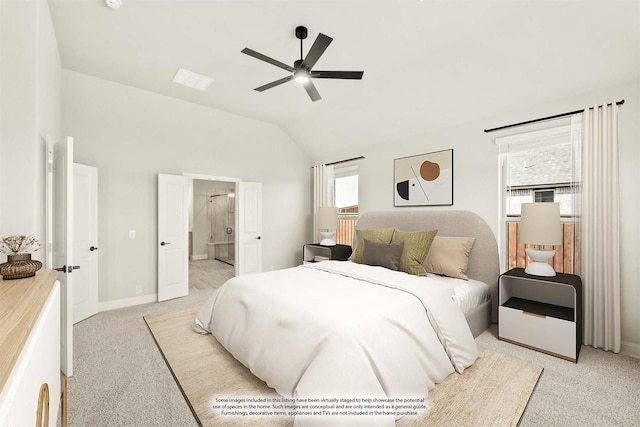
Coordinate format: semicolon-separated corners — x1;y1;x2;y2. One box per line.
48;0;640;159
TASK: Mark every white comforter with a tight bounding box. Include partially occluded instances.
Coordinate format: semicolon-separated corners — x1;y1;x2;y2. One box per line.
194;261;478;426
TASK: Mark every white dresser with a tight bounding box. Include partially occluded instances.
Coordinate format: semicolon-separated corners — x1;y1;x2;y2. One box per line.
0;270;61;427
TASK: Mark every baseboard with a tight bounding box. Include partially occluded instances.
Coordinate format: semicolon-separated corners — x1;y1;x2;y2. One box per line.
191;254;208;261
98;293;157;312
621;340;640;360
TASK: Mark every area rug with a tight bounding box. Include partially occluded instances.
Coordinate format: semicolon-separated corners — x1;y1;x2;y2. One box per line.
144;306;542;427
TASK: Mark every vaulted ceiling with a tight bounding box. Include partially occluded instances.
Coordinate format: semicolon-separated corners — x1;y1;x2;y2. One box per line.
48;0;640;159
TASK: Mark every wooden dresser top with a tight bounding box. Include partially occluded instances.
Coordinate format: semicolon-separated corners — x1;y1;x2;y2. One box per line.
0;269;58;393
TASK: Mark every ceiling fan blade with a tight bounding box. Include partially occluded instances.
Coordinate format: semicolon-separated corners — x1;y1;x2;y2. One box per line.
311;70;364;80
301;33;333;69
303;81;322;102
241;48;295;72
254;75;294;92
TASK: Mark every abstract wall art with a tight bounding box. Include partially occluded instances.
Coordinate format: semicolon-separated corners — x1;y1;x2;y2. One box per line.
394;149;453;206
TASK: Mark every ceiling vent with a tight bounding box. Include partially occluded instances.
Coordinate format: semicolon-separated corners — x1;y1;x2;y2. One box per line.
172;68;214;91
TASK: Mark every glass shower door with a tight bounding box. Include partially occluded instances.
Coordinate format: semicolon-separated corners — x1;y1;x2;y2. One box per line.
209;192;235;266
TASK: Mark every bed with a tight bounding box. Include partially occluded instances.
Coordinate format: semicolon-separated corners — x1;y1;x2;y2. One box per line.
194;210;499;426
353;210;499;333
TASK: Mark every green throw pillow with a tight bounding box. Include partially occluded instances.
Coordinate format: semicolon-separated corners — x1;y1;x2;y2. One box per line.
392;228;438;276
351;228;396;264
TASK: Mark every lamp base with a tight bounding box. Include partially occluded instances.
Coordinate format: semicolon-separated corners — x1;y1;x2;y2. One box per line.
319;231;336;246
524;248;556;277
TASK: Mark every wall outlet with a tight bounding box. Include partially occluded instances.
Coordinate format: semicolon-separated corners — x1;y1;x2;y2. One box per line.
129;230;136;239
135;285;142;294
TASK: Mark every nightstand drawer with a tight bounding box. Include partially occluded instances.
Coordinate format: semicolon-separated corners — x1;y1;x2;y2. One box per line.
499;306;576;359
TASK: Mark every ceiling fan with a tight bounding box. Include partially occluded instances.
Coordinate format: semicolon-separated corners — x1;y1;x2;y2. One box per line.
241;26;364;102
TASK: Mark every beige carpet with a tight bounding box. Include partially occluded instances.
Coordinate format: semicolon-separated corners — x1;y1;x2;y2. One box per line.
144;306;542;427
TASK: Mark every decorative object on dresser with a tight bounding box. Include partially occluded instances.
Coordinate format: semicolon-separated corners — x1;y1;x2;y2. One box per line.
519;202;562;277
394;149;453;207
302;243;352;264
316;206;339;246
499;267;582;362
0;235;43;279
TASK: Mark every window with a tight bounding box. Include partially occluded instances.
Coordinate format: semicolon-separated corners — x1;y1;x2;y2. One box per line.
333;164;358;245
497;125;581;274
534;190;555;203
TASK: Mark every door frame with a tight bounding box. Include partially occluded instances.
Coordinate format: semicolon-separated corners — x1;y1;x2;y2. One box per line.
183;173;241;276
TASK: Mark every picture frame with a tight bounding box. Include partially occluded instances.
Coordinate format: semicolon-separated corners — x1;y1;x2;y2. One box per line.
394;149;453;206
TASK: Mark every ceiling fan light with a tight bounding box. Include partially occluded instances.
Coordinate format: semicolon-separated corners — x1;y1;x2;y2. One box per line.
294;71;310;84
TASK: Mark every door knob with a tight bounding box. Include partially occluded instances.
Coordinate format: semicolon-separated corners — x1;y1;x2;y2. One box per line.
53;265;79;273
89;246;98;251
255;236;261;240
160;241;171;246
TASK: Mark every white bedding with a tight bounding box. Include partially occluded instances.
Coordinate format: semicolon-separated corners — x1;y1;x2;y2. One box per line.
426;273;490;315
194;260;478;427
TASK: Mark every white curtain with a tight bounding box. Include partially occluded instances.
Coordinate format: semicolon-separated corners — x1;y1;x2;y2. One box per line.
570;114;582;275
312;164;334;242
580;102;621;352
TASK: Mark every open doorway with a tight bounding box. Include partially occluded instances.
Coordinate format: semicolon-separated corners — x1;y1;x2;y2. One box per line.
188;177;237;292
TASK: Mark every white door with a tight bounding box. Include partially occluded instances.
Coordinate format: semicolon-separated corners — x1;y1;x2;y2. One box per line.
46;136;74;377
158;173;189;301
237;182;262;275
73;163;98;323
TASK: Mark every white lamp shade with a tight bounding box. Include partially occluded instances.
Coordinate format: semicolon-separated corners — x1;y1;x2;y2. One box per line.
520;202;562;246
317;206;338;230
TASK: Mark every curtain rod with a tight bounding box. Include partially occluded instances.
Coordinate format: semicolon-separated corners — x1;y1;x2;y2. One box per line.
325;156;365;166
484;99;625;133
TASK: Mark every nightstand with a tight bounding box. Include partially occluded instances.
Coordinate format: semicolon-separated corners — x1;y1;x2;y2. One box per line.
302;243;352;264
498;268;582;362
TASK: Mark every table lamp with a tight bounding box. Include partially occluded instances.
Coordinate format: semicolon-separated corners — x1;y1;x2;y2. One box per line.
520;202;561;276
317;207;338;246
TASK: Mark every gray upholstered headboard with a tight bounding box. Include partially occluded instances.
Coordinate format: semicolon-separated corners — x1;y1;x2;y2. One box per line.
354;210;499;323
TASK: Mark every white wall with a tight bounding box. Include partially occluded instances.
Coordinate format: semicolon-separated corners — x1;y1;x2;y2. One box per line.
317;79;640;356
62;70;311;305
0;0;61;261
